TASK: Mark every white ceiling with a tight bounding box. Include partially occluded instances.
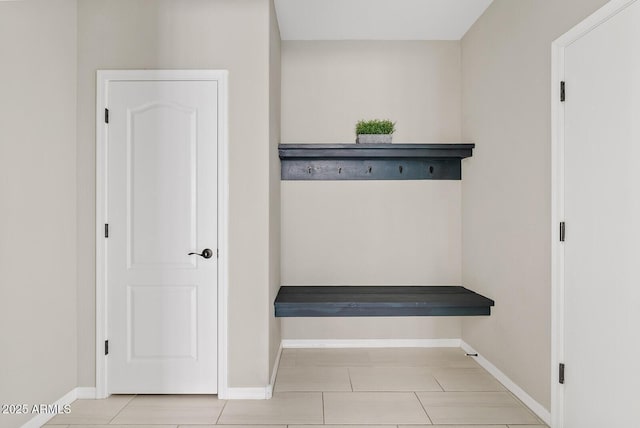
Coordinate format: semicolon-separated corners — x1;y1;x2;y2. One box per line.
274;0;493;41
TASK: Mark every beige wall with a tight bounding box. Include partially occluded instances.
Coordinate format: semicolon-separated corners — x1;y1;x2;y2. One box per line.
0;1;78;427
281;42;463;340
77;0;276;388
282;41;461;143
268;0;282;378
460;0;609;410
283;317;462;341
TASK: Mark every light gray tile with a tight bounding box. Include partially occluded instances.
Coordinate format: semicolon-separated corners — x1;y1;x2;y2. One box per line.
110;396;224;425
110;405;222;425
349;367;442;391
66;426;176;428
46;395;134;425
125;394;222;407
367;348;479;368
426;404;540;425
291;348;373;367
324;392;430;425
417;392;540;425
275;366;351;392
290;425;395;428
181;426;286;428
278;349;296;368
217;392;323;425
507;425;547;427
418;391;522;406
433;368;507;391
400;425;507;428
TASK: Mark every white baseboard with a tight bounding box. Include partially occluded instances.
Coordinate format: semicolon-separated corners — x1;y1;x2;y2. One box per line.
75;387;96;399
223;386;272;400
265;383;273;400
221;342;283;400
21;387;84;428
269;342;283;392
281;338;462;348
461;341;551;426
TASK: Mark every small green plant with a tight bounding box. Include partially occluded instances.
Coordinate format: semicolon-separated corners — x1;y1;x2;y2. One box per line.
355;119;396;135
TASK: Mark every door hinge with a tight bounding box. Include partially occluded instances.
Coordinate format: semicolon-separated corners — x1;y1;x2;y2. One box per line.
105;340;109;355
217;249;219;259
559;363;565;384
560;221;565;242
105;108;109;124
104;223;109;238
560;81;566;102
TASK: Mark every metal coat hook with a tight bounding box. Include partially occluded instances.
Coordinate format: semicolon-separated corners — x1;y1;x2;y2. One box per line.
399;165;404;174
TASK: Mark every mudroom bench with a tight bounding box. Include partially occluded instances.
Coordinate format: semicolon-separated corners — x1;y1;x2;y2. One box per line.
274;286;494;317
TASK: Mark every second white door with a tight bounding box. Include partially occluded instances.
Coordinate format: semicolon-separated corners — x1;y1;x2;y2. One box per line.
106;78;218;393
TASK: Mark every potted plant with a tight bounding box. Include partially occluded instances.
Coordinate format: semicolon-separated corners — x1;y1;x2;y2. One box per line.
355;119;395;144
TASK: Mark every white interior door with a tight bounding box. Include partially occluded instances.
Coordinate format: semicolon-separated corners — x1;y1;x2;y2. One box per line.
107;79;218;393
563;1;640;426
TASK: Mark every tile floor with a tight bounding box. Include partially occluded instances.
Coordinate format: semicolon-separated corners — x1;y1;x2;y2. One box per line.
45;347;547;427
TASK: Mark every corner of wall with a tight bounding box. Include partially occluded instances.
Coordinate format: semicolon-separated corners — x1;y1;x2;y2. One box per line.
267;0;283;384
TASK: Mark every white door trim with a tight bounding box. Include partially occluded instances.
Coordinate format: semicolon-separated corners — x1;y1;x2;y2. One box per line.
95;70;230;399
550;1;636;426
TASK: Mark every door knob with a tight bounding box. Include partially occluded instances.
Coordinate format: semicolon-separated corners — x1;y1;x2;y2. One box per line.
188;248;214;259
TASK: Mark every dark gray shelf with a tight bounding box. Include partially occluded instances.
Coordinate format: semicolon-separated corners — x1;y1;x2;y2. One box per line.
279;143;474;180
274;286;494;317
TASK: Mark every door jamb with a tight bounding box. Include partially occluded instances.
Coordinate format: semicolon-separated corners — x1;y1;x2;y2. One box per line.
550;1;636;426
95;70;230;399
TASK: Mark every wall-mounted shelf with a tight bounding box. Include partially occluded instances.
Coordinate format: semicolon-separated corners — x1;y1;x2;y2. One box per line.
279;143;474;180
274;286;494;317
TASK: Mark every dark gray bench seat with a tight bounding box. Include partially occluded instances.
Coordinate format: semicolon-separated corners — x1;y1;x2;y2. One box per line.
274;286;494;317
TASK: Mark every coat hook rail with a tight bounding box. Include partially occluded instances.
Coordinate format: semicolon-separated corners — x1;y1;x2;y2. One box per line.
279;143;474;181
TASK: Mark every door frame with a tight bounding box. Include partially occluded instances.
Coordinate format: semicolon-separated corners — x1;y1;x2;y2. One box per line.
550;1;636;426
95;70;230;399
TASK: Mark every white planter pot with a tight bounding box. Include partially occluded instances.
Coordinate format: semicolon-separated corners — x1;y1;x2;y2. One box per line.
356;134;392;144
